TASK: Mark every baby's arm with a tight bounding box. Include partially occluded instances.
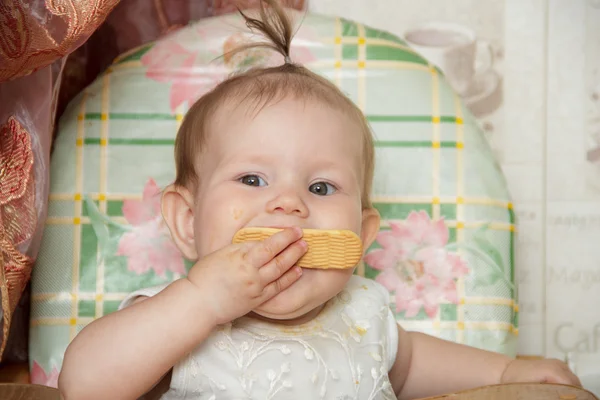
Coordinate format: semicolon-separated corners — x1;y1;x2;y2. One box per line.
59;227;306;400
389;325;511;399
389;325;580;397
59;278;216;400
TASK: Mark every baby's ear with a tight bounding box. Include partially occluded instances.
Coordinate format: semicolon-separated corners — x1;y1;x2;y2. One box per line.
161;184;198;260
360;207;380;251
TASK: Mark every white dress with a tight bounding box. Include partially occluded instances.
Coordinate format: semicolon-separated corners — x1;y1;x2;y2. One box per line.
121;275;399;400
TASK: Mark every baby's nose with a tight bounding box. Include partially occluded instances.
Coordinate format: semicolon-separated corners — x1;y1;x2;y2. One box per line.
266;190;308;217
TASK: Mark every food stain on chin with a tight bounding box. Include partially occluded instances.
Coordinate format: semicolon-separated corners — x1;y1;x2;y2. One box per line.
232;208;244;220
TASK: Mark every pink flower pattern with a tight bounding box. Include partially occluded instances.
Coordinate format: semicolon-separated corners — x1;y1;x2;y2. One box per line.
30;361;59;388
364;211;469;318
141;25;230;112
116;178;185;277
141;12;318;112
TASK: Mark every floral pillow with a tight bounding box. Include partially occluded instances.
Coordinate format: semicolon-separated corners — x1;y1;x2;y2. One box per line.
114;179;185;277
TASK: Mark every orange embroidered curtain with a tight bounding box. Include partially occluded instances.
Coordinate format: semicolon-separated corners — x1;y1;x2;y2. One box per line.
0;0;305;362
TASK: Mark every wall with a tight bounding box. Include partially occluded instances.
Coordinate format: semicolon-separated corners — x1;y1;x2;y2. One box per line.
308;0;600;373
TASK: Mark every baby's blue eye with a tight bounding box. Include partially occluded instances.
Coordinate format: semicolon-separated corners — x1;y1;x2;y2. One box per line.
239;175;266;187
309;181;337;196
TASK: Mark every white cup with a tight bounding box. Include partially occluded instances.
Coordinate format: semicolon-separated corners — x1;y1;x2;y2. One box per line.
404;22;493;95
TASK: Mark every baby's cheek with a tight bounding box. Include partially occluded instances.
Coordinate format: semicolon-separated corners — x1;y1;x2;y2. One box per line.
194;209;227;256
197;203;250;256
318;202;363;233
196;228;230;258
231;207;244;221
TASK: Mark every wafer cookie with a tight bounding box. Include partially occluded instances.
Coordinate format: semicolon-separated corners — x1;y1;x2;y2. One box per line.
232;227;363;269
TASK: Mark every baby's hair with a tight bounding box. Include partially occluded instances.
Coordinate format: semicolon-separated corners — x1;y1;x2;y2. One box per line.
174;0;375;208
235;0;294;64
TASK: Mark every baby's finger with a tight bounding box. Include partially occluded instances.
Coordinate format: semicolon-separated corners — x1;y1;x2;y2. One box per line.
244;227;303;267
259;240;308;284
260;266;303;301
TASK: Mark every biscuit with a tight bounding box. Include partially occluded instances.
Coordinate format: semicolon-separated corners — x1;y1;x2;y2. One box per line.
232;227;363;269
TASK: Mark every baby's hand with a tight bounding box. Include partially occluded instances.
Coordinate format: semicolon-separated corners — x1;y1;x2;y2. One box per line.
186;227;307;326
500;358;581;386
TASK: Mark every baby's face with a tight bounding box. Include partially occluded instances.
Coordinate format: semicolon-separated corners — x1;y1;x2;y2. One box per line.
192;97;374;321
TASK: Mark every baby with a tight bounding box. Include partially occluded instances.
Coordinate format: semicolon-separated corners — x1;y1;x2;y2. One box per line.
59;1;581;399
